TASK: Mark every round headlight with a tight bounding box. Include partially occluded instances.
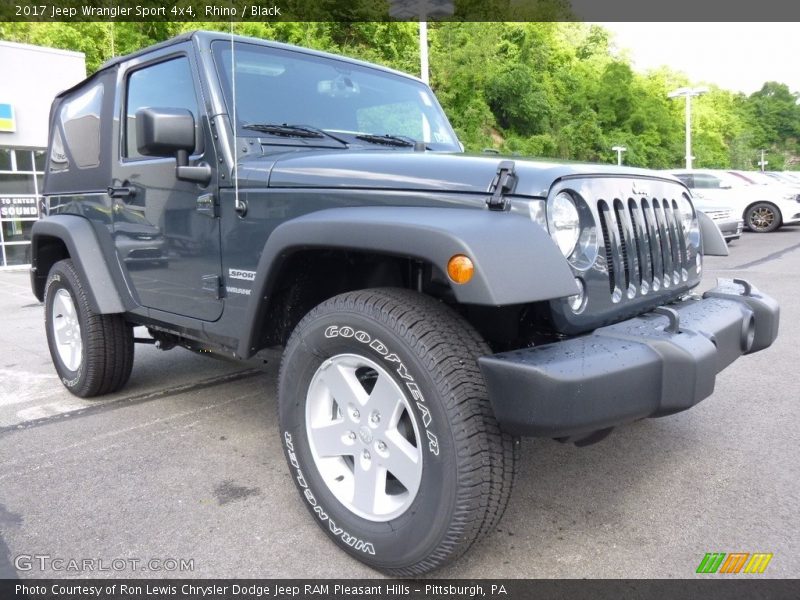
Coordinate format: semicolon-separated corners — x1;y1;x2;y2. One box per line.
550;192;581;257
679;197;694;232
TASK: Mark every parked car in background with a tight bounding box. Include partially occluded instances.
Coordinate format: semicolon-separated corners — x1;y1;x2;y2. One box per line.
780;172;800;185
729;170;800;194
691;201;742;243
666;171;741;241
670;169;800;233
763;171;800;186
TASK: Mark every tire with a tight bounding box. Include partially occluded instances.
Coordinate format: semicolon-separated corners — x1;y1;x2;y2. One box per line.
278;288;516;576
745;202;782;233
44;259;134;398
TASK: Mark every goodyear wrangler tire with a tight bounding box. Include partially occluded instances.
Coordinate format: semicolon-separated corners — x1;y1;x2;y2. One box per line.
44;259;134;398
278;288;516;575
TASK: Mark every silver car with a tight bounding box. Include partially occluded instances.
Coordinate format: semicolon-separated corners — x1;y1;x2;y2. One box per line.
667;172;743;241
671;169;800;233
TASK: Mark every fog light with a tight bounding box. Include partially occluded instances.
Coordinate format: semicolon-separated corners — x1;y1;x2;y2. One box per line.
696;252;702;274
567;278;586;312
447;255;474;284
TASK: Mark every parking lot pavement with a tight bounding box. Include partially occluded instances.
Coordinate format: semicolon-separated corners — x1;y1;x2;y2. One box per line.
1;229;798;579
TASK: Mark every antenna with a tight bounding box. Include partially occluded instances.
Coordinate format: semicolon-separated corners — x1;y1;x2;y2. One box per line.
230;21;244;215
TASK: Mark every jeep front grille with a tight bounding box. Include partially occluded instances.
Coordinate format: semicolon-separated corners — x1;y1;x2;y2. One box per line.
598;197;689;302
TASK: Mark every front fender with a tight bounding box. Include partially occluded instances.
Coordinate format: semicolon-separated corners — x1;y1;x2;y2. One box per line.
31;215;129;314
237;206;578;356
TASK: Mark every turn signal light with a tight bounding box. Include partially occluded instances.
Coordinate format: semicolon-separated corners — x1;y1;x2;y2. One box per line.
447;255;474;284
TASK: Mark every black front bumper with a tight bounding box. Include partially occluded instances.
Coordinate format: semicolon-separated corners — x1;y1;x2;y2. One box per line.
479;279;779;438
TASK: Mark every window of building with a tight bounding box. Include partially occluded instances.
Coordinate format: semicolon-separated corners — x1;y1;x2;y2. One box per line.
0;148;43;268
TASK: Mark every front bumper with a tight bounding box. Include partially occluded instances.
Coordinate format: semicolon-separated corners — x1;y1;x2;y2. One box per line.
479;279;779;438
716;218;744;241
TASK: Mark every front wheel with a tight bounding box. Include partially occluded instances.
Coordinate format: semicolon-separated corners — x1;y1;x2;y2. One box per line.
44;259;134;397
746;202;782;233
278;289;516;575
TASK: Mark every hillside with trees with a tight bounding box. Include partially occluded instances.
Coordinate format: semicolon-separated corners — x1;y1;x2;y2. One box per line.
2;21;798;169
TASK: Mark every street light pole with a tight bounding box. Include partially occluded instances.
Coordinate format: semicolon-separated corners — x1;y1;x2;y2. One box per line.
612;145;627;166
388;2;454;85
668;86;708;170
419;21;429;84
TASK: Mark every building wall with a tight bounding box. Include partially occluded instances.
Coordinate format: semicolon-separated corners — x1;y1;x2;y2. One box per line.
0;41;86;268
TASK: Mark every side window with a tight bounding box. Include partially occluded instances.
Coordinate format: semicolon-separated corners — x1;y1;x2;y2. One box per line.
54;81;104;170
673;173;693;188
125;57;198;159
693;174;721;189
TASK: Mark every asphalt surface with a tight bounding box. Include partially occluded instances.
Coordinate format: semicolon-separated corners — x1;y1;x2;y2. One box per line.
0;228;798;580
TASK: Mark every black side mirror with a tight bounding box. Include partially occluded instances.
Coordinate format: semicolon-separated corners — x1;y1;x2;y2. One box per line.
136;107;195;156
135;107;211;185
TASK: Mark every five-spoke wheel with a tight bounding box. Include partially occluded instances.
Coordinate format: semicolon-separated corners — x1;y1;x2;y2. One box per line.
306;354;422;521
278;288;516;576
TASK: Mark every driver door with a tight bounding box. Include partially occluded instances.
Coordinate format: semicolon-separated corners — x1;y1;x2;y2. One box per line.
111;50;222;321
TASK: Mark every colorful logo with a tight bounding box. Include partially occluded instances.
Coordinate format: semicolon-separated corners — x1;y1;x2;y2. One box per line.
0;103;15;132
696;552;773;574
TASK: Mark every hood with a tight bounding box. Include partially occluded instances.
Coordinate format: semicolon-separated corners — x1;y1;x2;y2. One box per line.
241;150;681;198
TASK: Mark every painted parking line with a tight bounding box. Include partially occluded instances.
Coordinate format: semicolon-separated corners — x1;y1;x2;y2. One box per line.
0;368;265;433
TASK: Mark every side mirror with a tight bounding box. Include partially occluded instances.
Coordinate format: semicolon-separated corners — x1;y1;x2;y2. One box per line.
136;107;195;157
135;107;211;185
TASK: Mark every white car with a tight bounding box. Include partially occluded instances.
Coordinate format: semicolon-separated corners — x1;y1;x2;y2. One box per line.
670;169;800;233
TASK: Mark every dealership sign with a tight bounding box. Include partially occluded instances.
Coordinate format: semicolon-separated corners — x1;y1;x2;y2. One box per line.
0;103;15;132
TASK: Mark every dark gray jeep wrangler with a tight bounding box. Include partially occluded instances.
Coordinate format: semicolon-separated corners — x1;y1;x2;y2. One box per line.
30;31;779;575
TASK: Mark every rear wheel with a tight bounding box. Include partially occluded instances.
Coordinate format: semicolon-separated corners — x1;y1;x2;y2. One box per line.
44;259;134;397
278;288;516;575
746;202;782;233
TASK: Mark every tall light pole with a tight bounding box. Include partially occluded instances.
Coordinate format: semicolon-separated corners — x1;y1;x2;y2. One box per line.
387;2;454;84
612;145;626;166
668;86;708;170
419;21;429;84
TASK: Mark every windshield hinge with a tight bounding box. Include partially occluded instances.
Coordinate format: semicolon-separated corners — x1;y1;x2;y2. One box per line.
487;160;516;211
196;192;217;218
201;274;223;299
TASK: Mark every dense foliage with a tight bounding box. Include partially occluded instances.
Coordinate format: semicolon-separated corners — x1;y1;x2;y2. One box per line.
2;21;798;169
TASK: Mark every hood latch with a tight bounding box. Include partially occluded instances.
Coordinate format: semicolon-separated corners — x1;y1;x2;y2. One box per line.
487;160;516;211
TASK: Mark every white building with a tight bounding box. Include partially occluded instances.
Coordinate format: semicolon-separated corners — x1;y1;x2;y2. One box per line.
0;41;86;268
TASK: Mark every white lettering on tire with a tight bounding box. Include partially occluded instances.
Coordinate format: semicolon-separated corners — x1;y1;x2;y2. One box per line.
284;432;375;555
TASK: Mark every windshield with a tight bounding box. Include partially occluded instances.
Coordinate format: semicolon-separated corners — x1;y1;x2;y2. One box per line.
212;41;460;151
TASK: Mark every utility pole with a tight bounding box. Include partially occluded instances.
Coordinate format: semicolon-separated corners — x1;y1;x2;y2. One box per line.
668;87;708;170
758;149;768;172
612;145;627;166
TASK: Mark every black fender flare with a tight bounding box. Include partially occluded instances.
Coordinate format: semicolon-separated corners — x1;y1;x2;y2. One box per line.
237;206;578;357
31;215;129;314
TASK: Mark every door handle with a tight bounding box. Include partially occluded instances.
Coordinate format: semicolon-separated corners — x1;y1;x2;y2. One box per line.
107;186;136;199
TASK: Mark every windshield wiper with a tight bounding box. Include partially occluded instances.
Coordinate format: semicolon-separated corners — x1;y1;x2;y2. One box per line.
354;133;416;148
242;123;347;145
